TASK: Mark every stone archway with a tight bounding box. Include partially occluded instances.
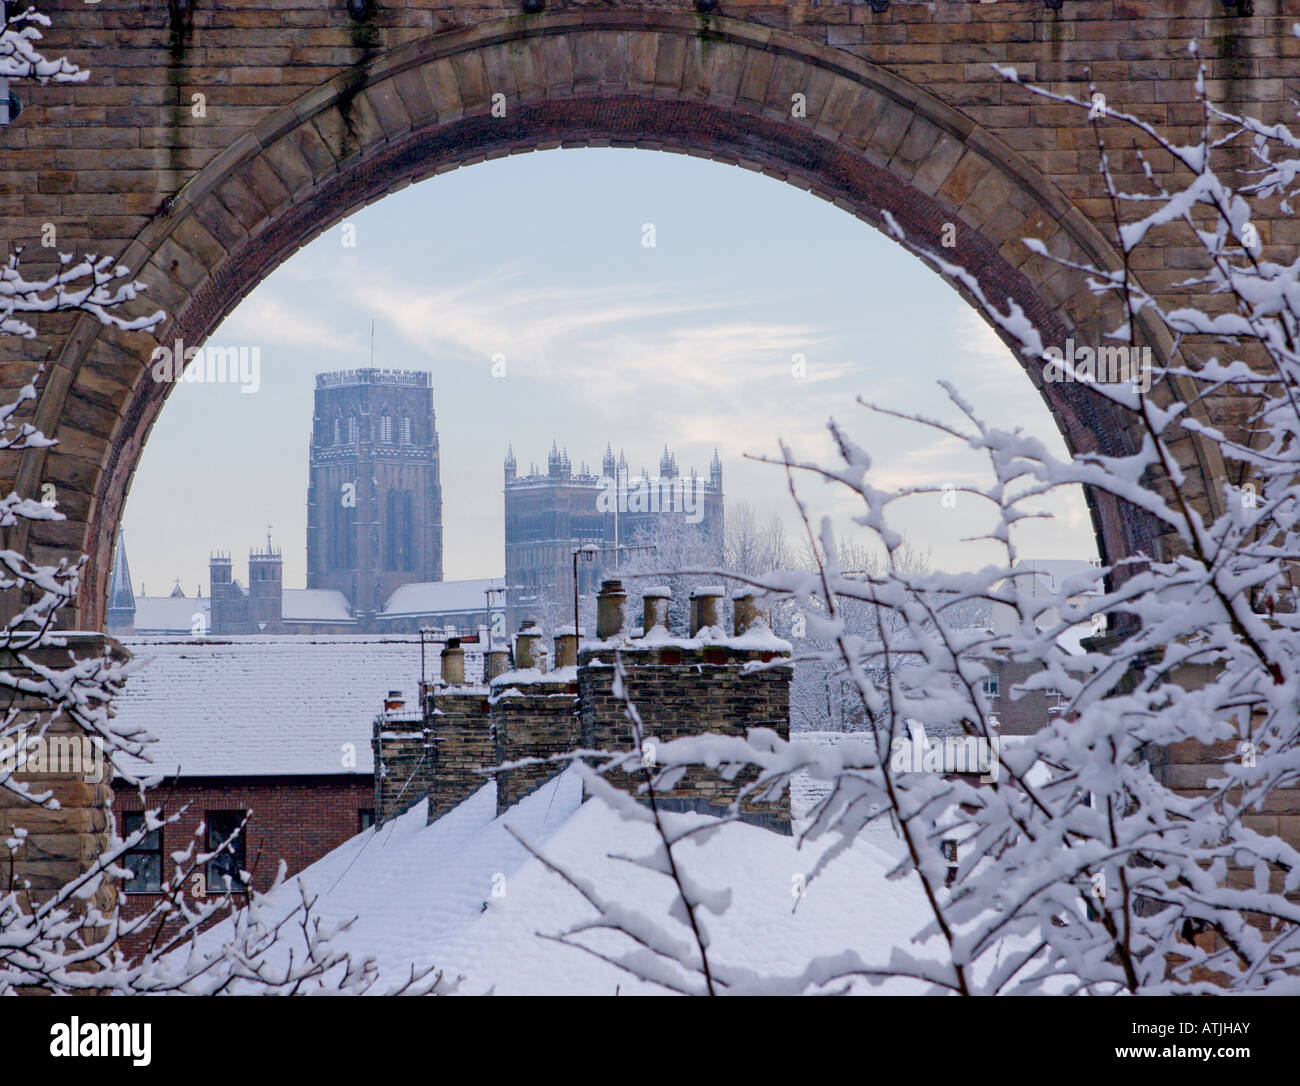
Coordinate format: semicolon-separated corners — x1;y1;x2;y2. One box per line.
4;11;1246;627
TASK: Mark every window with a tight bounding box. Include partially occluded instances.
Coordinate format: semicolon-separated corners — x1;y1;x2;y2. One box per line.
980;676;999;699
332;417;341;445
359;810;375;832
400;416;412;445
330;497;356;570
347;416;358;444
379;413;393;444
206;810;248;893
403;491;415;572
121;812;162;893
941;838;958;887
385;489;415;571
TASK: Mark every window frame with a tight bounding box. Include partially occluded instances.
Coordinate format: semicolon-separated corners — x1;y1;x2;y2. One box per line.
121;811;164;894
205;810;249;894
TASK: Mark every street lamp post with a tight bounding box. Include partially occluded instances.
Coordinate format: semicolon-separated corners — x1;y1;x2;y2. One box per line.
484;583;506;647
571;542;657;642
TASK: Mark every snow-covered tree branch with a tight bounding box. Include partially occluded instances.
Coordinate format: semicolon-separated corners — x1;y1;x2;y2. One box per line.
0;2;85;84
0;4;439;992
522;43;1300;994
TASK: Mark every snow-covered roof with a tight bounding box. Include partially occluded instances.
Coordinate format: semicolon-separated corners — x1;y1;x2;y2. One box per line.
990;558;1103;653
132;596;211;634
111;636;428;779
193;769;937;994
378;578;505;620
281;588;354;623
1005;559;1103;597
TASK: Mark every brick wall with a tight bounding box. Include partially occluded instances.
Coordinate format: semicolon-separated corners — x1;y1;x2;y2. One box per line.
986;655;1067;736
491;675;579;815
425;687;493;822
411;637;793;832
110;773;372;962
0;634;127;937
579;644;793;833
372;710;433;824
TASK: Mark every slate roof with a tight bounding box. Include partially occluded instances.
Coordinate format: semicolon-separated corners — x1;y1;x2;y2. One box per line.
112;636;430;779
378;577;504;620
282;588;354;623
133;596;211;635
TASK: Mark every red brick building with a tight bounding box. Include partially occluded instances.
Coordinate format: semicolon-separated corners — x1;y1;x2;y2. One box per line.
109;635;431;958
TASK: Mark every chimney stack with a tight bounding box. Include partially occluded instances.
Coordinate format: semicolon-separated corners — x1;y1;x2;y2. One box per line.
689;586;725;636
642;587;670;636
596;579;627;640
440;638;465;685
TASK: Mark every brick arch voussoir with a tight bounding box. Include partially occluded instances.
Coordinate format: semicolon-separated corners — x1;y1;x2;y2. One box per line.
19;13;1218;628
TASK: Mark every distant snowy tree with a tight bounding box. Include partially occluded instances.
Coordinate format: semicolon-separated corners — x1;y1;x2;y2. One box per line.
786;536;931;733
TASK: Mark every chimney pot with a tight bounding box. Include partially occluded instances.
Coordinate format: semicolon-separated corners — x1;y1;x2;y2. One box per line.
596;579;627;640
689;585;725;637
732;591;762;636
514;626;542;670
554;627;581;669
642;586;671;636
440;640;466;686
486;648;510;681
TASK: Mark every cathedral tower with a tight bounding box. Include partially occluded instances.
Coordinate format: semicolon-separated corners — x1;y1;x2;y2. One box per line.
306;369;444;625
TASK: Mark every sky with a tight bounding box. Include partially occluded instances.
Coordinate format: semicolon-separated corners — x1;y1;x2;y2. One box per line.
120;147;1097;597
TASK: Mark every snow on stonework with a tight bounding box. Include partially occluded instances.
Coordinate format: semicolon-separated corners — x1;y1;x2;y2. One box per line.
190;765;944;994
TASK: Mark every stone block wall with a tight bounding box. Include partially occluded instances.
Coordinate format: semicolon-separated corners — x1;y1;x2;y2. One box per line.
0;633;127;935
371;711;432;824
578;643;793;834
426;686;492;822
4;3;1289;632
490;672;579;815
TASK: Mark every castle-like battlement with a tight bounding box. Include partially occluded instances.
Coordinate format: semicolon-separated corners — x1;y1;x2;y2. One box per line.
315;368;431;389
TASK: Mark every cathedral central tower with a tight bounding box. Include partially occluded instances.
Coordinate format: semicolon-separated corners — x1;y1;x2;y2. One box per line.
306;369;444;623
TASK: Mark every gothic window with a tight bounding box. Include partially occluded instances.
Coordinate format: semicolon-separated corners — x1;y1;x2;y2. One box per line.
403;491;415;571
385;489;416;571
380;414;393;444
330;499;355;570
386;489;401;570
347;416;358;444
401;416;412;445
333;417;341;445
